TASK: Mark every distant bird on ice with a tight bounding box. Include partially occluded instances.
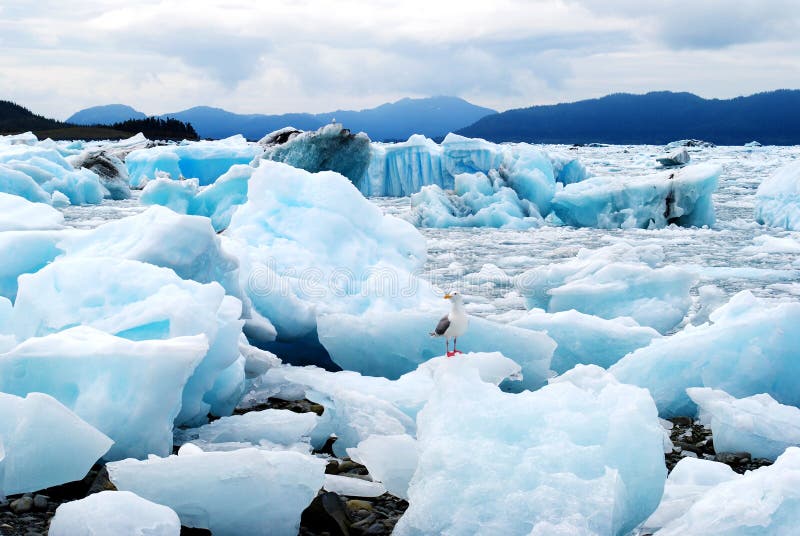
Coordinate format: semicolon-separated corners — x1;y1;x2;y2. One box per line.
430;291;469;357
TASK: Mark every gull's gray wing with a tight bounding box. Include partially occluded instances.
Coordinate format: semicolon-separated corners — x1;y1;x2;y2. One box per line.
431;314;450;336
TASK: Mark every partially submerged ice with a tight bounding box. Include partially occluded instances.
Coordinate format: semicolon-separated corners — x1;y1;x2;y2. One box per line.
755;160;800;230
394;365;666;536
611;291;800;417
656;447;800;535
656;148;690;167
510;308;660;373
125;135;262;187
12;256;245;426
688;387;800;460
107;447;326;536
0;392;112;495
347;434;418;500
0;326;207;460
551;163;720;229
68;150;132;200
49;491;181;536
317;311;554;389
223;161;431;347
515;242;696;334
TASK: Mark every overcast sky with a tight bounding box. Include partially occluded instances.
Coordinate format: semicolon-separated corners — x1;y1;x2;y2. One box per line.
2;0;799;119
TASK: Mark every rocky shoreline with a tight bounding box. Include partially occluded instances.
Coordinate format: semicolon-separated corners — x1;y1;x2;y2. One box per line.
0;400;775;536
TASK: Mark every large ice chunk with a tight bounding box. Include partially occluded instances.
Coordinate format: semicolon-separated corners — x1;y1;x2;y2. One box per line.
642;458;738;532
0;326;207;460
317;311;554;389
126;135;262;187
0;192;63;231
551;163;720;229
657;447;800;535
12;257;245;426
247;353;521;456
0;164;52;203
394;365;666;536
174;409;318;450
688;387;800;460
224;161;429;344
0;392;112;495
516;243;696;334
510;309;660;373
141;164;252;231
262;123;372;186
611;291;800;417
755;160;800;230
107;448;325;536
0;230;64;301
49;491;181;536
68;150;132;200
347;434;418;499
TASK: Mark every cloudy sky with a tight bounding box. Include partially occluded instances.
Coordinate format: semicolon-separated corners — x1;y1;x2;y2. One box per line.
2;0;799;119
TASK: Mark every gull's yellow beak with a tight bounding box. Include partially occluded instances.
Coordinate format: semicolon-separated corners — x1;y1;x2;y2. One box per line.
443;293;452;299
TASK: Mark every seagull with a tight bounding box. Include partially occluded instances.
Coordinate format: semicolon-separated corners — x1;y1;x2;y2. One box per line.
430;291;469;357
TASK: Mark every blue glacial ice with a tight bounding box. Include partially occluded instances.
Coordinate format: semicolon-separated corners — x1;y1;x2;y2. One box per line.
0;391;112;496
552;163;721;229
0;165;52;203
262;123;372;186
515;242;696;333
688;387;800;460
223;161;431;348
347;434;418;500
0;230;64;301
317;311;554;389
125;135;262;187
642;457;739;532
141;164;252;231
656;447;800;535
509;308;661;373
394;364;667;536
755;160;800;230
68;150;132;200
0;326;207;460
246;352;521;456
12;256;245;426
611;290;800;417
107;447;326;536
49;491;181;536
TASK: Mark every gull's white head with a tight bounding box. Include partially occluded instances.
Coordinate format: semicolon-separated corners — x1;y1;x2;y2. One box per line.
444;291;463;303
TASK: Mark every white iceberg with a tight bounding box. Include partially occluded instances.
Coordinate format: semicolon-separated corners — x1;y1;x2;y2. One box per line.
0;392;112;495
49;491;181;536
347;434;418;500
0;326;207;460
223;161;430;348
688;387;800;460
552;163;720;229
0;192;63;231
656;148;691;167
317;311;554;389
642;457;739;532
107;447;325;536
323;474;386;497
510;308;660;373
516;243;696;334
394;365;666;536
657;447;800;535
611;291;800;417
12;256;245;426
755;160;800;230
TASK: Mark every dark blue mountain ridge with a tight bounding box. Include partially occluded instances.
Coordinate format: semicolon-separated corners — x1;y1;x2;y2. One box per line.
67;96;497;142
456;90;800;145
67;104;147;125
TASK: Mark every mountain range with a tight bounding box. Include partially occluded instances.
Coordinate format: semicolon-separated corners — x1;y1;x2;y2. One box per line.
67;97;497;142
457;90;800;145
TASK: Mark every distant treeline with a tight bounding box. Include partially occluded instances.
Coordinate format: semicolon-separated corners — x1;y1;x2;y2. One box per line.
0;100;198;141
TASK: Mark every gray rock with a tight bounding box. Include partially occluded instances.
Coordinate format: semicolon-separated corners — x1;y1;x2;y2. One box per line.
10;496;34;514
32;495;48;510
